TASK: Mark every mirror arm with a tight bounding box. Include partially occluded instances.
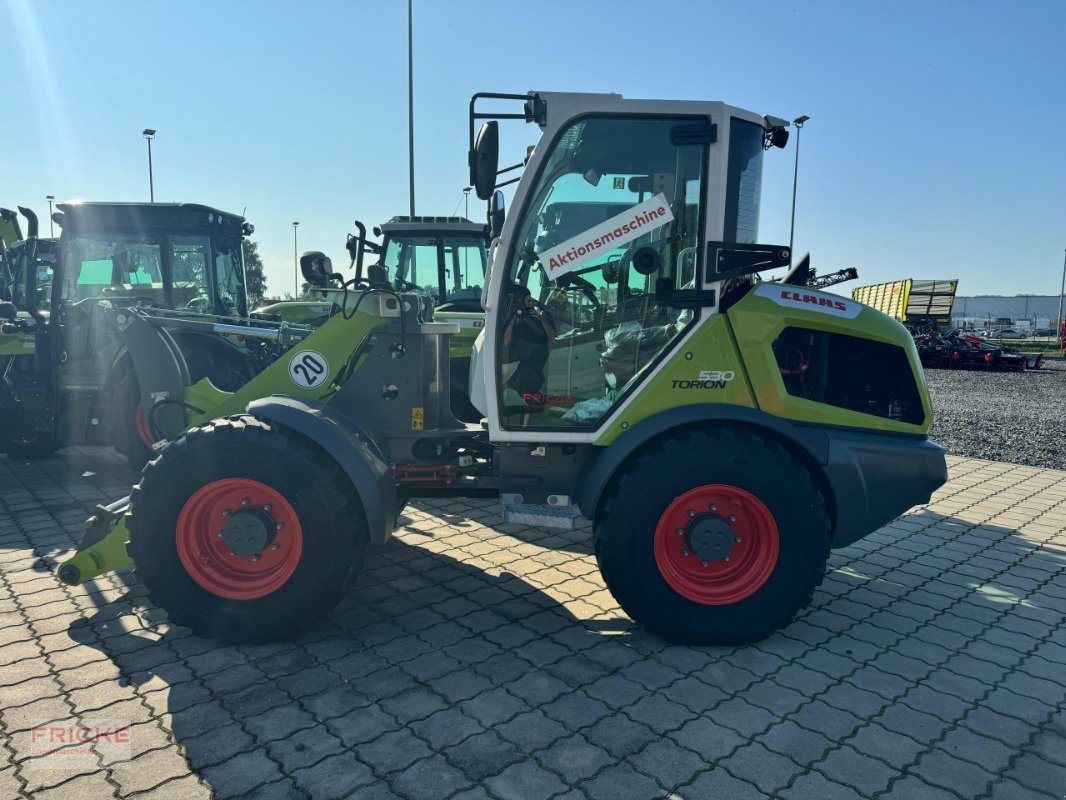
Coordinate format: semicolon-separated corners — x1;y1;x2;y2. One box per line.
494;176;521;191
496;162;524;177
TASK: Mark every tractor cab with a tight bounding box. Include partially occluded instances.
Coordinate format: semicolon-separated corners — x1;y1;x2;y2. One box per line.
52;202;251;318
0;202;259;459
375;215;488;314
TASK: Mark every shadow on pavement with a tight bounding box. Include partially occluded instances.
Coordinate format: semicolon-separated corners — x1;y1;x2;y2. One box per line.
52;498;1066;799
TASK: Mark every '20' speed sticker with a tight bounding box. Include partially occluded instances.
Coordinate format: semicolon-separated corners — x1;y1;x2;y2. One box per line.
288;350;329;388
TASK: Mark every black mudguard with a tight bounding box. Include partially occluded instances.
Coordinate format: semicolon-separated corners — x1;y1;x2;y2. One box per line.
247;396;398;544
117;310;190;439
576;405;946;548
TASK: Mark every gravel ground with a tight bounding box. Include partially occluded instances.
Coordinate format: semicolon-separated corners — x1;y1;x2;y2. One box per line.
925;355;1066;470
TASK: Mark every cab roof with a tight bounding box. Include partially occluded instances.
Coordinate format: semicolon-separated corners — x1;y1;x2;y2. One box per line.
381;215;486;236
54;202;247;235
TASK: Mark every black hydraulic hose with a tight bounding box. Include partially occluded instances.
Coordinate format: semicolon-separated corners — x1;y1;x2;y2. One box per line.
340;280;408;359
146;398;206;444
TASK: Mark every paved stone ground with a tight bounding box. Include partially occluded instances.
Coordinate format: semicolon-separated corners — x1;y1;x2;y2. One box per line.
0;448;1064;799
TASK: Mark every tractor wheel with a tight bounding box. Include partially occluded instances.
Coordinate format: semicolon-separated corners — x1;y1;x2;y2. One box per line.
127;415;368;643
594;427;830;645
111;367;156;467
1;431;58;459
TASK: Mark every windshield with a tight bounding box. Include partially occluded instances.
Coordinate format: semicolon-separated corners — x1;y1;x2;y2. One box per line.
60;233;245;314
382;233;486;304
63;235;164;304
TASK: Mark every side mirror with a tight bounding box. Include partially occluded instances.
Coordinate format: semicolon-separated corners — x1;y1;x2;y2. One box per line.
489;190;506;239
470;121;499;200
300;251;336;289
765;128;789;149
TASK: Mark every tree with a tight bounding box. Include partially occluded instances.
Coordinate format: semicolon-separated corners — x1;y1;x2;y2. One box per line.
242;239;267;304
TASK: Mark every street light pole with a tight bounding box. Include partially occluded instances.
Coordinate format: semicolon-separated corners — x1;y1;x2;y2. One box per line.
407;0;416;216
293;222;300;297
46;195;54;237
1058;248;1065;349
142;129;156;202
463;186;470;219
788;115;809;263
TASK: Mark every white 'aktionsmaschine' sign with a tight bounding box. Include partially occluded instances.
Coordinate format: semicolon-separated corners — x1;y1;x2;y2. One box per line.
538;194;674;280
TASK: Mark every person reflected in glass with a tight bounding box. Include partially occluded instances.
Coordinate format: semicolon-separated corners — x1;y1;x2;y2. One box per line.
503;286;556;425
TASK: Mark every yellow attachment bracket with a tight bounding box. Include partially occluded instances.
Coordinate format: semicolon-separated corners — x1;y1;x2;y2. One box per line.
56;516;133;586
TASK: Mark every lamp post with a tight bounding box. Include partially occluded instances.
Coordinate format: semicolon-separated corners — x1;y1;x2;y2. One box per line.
46;195;54;237
788;115;809;262
463;186;471;219
407;0;416;216
293;222;300;297
1058;248;1065;349
142;129;156;202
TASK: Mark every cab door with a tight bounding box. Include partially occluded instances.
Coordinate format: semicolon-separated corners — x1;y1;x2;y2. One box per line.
491;115;709;433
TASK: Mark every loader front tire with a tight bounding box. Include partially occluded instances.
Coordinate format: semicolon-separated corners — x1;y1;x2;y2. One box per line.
111;367;156;468
594;427;830;645
128;415;368;643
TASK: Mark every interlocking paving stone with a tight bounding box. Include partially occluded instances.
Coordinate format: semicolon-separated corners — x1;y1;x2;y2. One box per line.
1;450;1065;798
781;770;866;800
290;751;375;799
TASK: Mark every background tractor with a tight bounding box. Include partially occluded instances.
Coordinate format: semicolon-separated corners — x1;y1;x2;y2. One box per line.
0;202;298;462
261;215;489;421
60;91;947;647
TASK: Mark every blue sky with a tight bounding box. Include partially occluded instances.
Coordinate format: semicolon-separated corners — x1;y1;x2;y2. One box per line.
3;0;1064;298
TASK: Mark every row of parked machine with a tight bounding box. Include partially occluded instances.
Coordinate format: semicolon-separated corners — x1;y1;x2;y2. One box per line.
0;203;489;462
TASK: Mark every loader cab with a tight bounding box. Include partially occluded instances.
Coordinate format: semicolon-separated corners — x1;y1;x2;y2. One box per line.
470;92;785;437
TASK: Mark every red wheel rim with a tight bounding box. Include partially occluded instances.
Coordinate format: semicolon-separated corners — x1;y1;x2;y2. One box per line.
134;402;155;449
653;484;779;605
175;478;303;600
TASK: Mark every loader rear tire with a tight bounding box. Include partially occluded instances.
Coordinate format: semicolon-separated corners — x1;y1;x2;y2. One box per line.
594;426;830;645
128;415;368;643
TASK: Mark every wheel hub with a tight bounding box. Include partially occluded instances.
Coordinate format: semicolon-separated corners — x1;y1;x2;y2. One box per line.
220;507;276;556
176;478;304;600
686;514;736;562
653;484;780;605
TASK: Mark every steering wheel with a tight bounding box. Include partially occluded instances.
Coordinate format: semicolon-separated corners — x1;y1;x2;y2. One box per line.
557;272;600;307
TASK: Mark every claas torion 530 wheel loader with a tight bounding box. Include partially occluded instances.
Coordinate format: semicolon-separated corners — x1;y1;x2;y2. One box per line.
58;91;947;645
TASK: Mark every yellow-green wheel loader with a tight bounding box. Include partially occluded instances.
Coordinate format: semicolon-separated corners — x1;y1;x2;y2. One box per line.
60;92;947;646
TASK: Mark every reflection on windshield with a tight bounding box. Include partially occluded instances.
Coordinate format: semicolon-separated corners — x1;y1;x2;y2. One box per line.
60;234;246;315
64;236;164;303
